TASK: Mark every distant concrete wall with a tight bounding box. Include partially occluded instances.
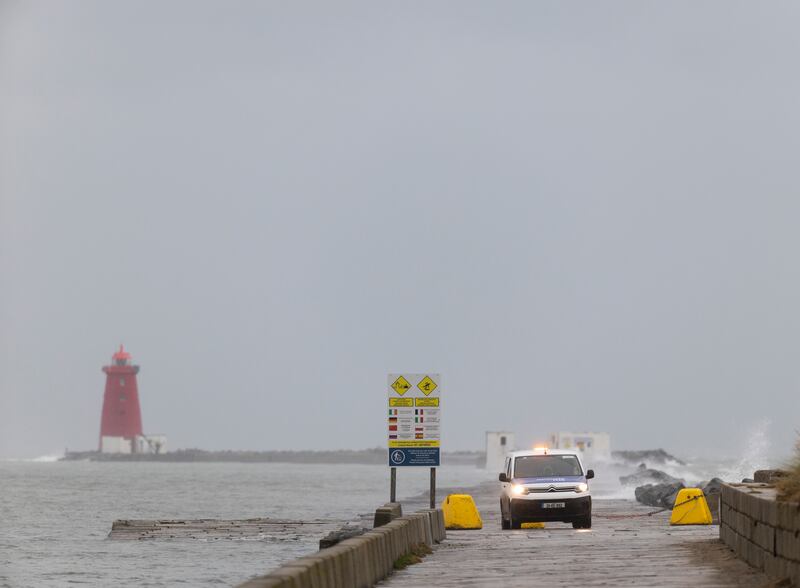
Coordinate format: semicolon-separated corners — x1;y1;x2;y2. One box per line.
238;508;446;588
720;483;800;586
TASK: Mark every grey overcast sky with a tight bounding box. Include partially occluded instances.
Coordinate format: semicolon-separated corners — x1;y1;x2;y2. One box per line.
2;1;799;460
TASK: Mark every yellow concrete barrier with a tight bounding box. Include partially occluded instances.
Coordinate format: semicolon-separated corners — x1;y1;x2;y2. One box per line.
670;488;712;525
521;522;545;529
441;494;482;529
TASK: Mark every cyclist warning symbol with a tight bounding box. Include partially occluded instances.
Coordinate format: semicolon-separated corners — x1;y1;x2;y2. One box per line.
417;376;437;396
387;374;441;467
391;376;411;396
389;447;439;467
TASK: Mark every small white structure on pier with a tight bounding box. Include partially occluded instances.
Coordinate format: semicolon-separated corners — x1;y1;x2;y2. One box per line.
549;431;611;463
100;434;167;455
485;431;515;472
101;435;132;454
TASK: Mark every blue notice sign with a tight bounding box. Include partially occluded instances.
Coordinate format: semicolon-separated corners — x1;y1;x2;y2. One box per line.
388;448;440;467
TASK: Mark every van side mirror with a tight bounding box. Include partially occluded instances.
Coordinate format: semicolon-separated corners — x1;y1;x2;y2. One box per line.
499;473;509;482
586;469;595;480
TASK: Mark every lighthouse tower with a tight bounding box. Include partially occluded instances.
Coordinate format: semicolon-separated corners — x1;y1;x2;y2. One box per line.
99;345;143;453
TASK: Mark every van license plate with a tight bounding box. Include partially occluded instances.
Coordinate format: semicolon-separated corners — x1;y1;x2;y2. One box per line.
542;502;565;509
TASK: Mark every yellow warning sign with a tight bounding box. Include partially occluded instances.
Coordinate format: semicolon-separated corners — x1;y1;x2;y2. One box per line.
389;440;440;448
415;397;439;407
389;397;413;407
417;375;437;396
391;376;411;396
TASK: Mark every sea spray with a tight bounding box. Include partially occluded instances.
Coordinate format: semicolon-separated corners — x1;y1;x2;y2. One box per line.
719;417;773;482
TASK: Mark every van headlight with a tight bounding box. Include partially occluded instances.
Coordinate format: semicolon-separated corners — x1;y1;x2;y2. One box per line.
511;484;528;495
575;482;588;493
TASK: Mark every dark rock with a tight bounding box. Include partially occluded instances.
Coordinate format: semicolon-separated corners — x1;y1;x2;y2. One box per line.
702;477;724;495
634;481;686;508
754;469;787;484
741;477;755;483
319;525;366;549
612;449;686;466
620;468;683;487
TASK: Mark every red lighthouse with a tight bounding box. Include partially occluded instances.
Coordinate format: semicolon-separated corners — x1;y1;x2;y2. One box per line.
99;345;143;452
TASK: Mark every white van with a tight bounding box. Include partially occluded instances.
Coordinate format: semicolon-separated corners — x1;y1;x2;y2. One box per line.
499;448;594;529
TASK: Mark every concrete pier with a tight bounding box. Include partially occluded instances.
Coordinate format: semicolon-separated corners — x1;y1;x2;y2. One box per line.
109;518;342;540
384;487;772;587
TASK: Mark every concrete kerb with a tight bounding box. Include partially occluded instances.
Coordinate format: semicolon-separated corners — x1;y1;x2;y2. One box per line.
417;515;429;544
373;502;403;528
362;534;381;587
412;513;433;546
388;519;410;557
431;508;446;541
401;518;413;551
413;515;426;544
339;536;370;588
237;576;291;588
428;508;447;543
426;509;442;542
377;532;391;577
321;544;352;588
408;516;420;544
361;532;384;580
379;521;401;562
235;507;444;588
267;565;311;588
292;555;336;588
360;534;378;586
349;538;368;588
369;533;387;584
384;502;403;518
364;528;391;575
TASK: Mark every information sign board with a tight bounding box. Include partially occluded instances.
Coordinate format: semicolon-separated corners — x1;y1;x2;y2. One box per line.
387;373;440;467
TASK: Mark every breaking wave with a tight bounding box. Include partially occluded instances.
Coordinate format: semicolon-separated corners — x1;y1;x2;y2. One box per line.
1;453;64;463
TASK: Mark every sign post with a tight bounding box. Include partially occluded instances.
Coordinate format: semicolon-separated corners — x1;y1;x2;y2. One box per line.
387;373;441;507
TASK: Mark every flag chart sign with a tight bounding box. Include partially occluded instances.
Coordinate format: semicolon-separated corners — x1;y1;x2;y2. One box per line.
387;373;441;467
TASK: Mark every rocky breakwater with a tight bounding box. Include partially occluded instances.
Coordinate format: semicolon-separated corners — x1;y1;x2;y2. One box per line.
617;450;722;519
622;464;684;510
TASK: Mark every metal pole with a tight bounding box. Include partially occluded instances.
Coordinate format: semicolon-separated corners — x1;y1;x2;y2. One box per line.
430;467;436;509
390;467;397;503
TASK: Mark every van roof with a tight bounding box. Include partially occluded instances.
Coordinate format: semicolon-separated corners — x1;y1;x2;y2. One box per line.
508;448;580;458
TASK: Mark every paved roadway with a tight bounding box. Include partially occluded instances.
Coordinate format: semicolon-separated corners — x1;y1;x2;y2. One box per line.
384;485;772;587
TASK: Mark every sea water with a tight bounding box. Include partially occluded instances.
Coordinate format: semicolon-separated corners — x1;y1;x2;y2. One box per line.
1;443;780;588
0;461;492;587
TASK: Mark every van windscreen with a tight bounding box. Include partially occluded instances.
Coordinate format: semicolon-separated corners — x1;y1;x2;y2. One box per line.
514;455;582;478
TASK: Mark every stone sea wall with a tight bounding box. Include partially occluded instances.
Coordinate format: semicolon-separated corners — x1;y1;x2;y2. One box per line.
720;483;800;585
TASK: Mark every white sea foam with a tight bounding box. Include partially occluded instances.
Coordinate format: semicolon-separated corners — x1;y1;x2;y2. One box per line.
1;453;64;463
31;453;64;462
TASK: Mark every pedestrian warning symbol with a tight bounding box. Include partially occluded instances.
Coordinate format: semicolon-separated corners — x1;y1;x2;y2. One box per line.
391;376;412;396
417;376;437;396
